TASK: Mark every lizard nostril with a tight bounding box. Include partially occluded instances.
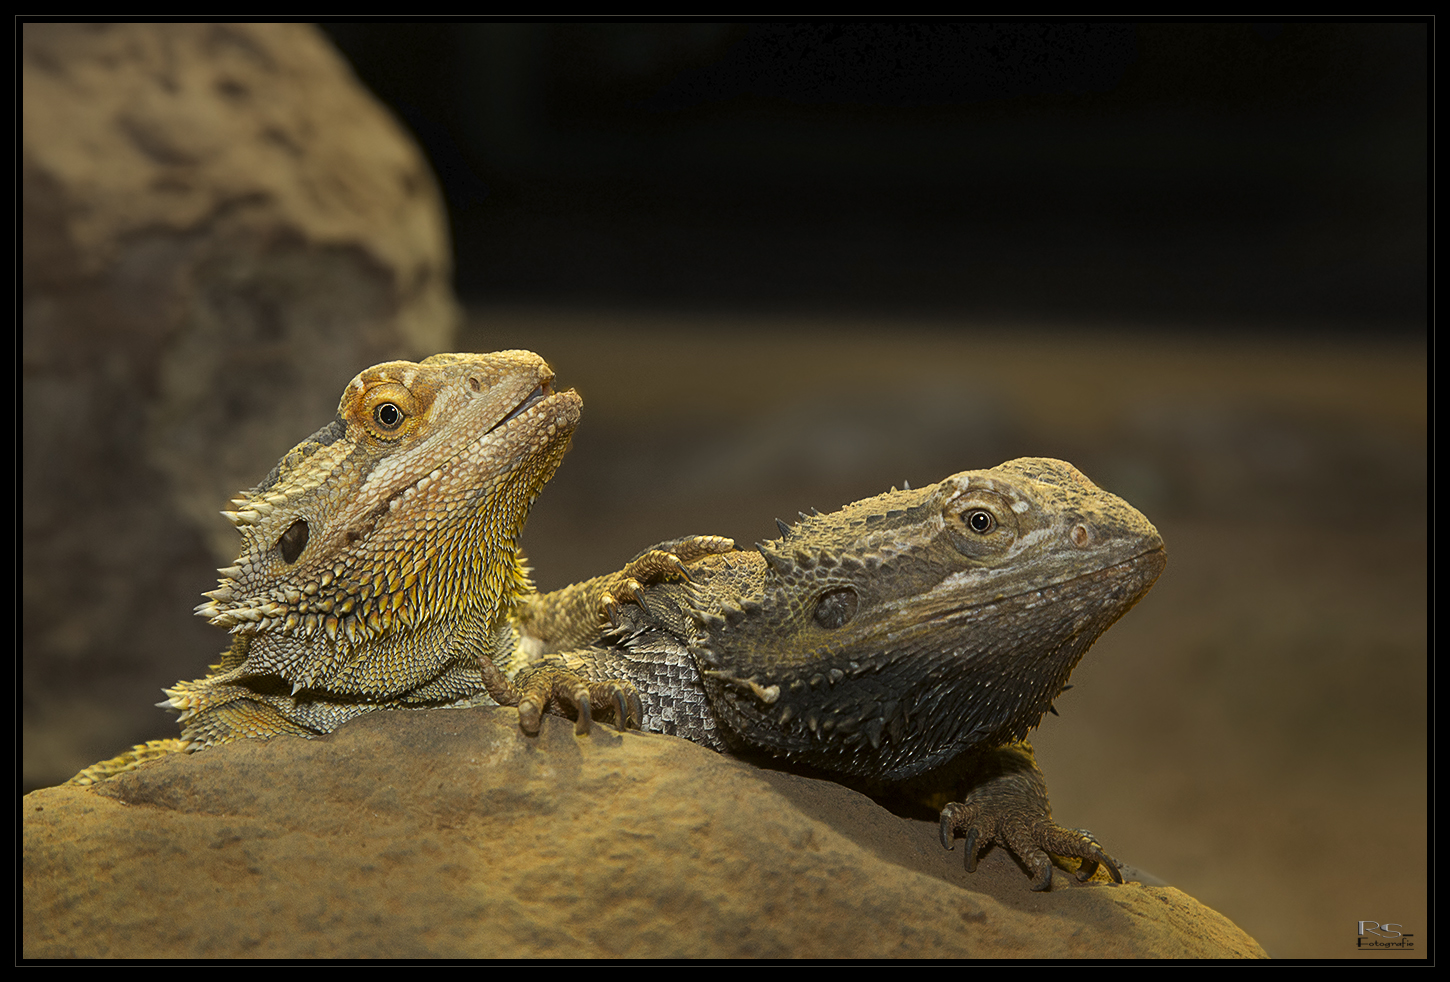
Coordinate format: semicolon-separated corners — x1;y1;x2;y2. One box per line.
1070;524;1091;548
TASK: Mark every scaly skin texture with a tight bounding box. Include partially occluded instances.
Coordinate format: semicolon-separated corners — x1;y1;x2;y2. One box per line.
72;351;602;782
514;458;1167;890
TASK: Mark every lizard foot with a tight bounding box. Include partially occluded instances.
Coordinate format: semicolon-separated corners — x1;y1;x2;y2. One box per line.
600;536;735;624
513;660;643;736
939;799;1122;891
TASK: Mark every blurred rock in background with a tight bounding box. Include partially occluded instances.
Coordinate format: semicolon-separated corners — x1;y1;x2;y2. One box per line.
22;23;459;784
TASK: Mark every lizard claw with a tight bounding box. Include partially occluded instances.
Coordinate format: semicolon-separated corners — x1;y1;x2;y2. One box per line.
662;553;691;582
939;799;1121;891
611;682;643;731
595;537;738;622
512;661;642;736
1057;828;1121;884
516;695;545;736
571;684;593;735
598;577;646;624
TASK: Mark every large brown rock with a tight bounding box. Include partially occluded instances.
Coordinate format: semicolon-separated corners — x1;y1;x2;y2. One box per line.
22;24;460;786
23;711;1266;958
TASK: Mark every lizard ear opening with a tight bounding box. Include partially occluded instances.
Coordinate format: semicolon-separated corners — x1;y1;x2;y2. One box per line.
277;518;309;564
813;587;859;629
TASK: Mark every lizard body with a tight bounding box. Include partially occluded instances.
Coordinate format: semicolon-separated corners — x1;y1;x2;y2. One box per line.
72;350;627;782
515;458;1166;889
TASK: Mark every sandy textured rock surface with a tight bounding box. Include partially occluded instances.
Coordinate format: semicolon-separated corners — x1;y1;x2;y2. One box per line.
24;710;1265;958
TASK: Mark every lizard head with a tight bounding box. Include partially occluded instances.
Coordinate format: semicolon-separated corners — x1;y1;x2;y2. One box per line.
692;457;1166;781
193;351;581;695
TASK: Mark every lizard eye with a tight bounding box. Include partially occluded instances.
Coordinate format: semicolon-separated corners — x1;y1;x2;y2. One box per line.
353;381;418;438
946;491;1016;557
277;518;309;564
373;402;404;429
964;509;996;534
814;587;858;629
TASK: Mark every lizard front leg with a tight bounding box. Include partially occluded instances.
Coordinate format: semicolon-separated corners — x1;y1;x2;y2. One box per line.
516;536;737;734
597;535;736;625
501;537;731;735
514;535;736;656
936;740;1122;891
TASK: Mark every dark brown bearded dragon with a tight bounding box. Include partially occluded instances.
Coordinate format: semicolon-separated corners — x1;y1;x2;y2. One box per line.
511;458;1167;890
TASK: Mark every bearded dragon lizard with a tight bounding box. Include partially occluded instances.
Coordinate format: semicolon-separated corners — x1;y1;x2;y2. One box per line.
71;372;1160;895
71;351;647;783
511;458;1167;890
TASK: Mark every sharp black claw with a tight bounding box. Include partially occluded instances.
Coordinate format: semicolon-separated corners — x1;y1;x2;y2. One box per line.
961;826;982;873
940;812;956;850
633;590;653;619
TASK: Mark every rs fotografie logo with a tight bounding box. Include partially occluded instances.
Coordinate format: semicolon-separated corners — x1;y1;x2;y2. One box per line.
1357;921;1414;950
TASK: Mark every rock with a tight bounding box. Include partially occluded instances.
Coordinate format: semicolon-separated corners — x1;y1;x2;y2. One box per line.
22;23;460;786
23;711;1266;958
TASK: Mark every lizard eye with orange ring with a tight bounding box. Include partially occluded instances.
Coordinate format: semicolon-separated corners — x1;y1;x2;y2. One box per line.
357;381;418;439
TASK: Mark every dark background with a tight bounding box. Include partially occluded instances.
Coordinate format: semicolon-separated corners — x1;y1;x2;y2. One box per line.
320;21;1425;332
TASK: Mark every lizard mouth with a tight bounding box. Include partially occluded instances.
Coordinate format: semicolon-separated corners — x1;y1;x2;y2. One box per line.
1010;545;1166;605
490;379;554;432
923;545;1166;625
